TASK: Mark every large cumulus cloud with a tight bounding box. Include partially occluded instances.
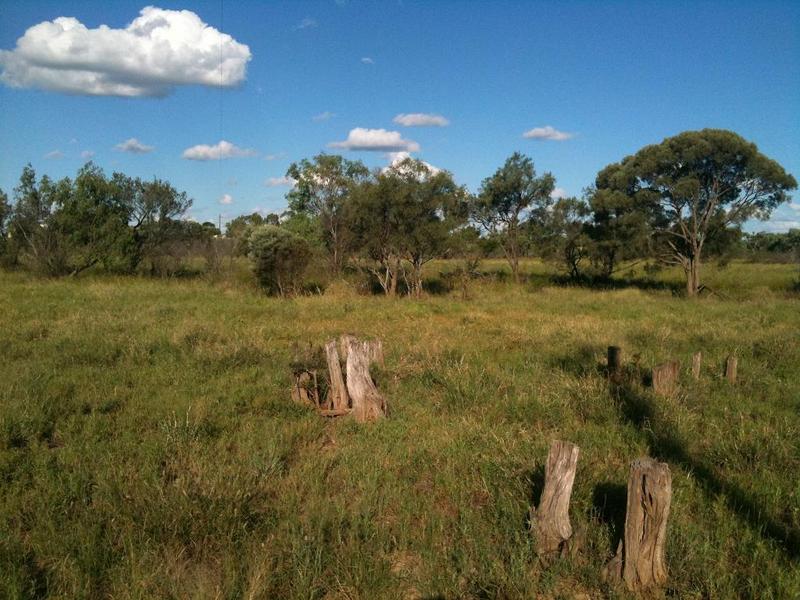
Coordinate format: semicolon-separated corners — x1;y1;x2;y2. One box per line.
0;6;251;97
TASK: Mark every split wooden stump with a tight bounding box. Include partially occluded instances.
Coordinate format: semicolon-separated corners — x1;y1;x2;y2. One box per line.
651;360;680;396
320;335;386;422
603;457;672;592
532;440;580;558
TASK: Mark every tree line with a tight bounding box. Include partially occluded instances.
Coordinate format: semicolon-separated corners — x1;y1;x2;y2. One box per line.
1;129;796;296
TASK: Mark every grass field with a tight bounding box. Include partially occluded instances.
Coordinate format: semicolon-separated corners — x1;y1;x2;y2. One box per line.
1;261;799;599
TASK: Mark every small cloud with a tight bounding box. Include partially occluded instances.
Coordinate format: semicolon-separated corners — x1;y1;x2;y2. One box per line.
264;152;286;161
115;138;154;154
266;176;297;188
550;187;567;199
182;140;256;161
219;193;234;205
393;113;449;127
312;111;335;122
523;125;574;141
758;219;800;233
329;127;419;152
361;57;374;64
295;18;318;30
68;138;78;144
80;150;95;159
789;203;800;213
44;150;63;159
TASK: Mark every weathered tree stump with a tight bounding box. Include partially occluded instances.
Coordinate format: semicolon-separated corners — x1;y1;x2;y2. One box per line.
607;346;622;379
691;351;702;380
345;337;387;422
603;457;672;592
725;355;738;383
651;360;680;396
532;440;580;558
325;340;350;411
291;370;319;406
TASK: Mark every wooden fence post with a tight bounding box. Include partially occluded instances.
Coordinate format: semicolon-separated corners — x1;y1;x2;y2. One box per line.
532;440;580;557
603;457;672;592
652;360;680;396
691;351;702;380
725;355;738;383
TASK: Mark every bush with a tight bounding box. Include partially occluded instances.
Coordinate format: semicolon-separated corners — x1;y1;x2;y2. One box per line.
248;225;311;295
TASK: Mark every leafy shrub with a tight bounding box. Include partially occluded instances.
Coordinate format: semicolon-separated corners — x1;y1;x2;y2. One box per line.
248;225;311;295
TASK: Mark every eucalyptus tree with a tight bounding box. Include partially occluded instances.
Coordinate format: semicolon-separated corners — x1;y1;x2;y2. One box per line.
351;158;467;297
594;129;796;295
286;154;369;274
471;152;555;283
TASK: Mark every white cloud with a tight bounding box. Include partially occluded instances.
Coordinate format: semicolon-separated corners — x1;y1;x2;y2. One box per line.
80;150;94;159
182;140;256;161
384;151;441;176
115;138;154;154
266;176;297;187
264;152;286;161
759;219;800;233
789;202;800;213
44;149;63;159
295;18;318;30
523;125;574;141
312;111;334;122
0;7;251;97
361;57;374;64
550;187;568;199
329;127;419;152
393;113;449;127
219;193;234;205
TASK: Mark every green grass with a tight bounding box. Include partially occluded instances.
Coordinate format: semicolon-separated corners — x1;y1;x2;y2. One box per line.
1;261;798;599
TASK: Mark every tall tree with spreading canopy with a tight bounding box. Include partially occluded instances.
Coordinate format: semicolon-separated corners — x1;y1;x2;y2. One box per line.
352;158;467;297
595;129;796;295
286;154;369;275
471;152;555;283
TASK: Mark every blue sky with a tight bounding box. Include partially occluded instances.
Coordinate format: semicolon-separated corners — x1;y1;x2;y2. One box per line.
1;0;798;231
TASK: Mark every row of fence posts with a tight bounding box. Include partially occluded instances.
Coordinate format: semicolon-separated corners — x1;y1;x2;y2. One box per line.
532;346;740;592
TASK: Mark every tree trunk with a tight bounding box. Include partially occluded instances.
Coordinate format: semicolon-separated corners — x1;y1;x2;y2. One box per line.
344;337;386;423
686;256;701;297
603;457;672;592
325;340;350;411
532;440;580;557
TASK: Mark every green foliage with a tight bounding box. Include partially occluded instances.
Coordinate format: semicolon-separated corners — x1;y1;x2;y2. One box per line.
286;153;369;273
533;196;593;279
594;129;797;294
350;158;468;296
471;152;555;282
248;225;312;295
4;163;194;277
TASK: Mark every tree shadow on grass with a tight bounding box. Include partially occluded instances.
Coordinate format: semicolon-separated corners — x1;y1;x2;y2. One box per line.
591;482;628;553
525;464;546;530
548;273;683;295
610;379;800;561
